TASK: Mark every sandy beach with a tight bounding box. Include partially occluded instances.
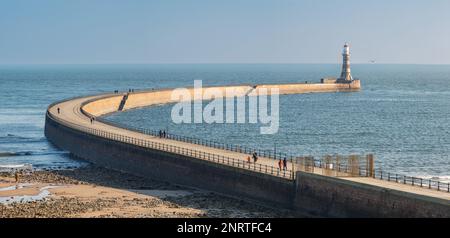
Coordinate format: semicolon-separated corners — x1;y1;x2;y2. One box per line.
0;165;299;218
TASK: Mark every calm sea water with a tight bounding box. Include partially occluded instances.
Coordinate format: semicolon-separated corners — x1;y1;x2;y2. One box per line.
1;64;449;181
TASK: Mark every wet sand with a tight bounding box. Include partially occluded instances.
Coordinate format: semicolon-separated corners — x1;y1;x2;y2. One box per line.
0;165;299;218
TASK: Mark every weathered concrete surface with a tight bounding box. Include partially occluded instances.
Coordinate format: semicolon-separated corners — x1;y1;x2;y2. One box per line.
83;82;360;117
45;114;295;209
83;85;254;117
48;92;296;178
256;80;360;95
294;171;450;217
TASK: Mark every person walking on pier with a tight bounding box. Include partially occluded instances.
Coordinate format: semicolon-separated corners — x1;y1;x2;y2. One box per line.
252;152;258;163
57;108;60;114
246;156;251;163
278;159;282;171
283;157;287;171
159;130;162;138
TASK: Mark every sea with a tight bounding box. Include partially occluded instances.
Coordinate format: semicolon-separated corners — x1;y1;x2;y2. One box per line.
1;64;449;181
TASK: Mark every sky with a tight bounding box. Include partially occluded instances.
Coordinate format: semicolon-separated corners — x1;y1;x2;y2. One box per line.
1;0;450;64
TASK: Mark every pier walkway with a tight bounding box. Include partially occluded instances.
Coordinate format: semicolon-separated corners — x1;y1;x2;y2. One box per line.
47;86;450;202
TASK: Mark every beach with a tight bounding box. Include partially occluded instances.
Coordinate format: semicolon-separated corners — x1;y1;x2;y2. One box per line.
0;165;298;218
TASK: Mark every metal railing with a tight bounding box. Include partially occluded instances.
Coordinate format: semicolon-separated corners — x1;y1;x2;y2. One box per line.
93;117;450;193
46;110;294;180
371;169;450;193
91;117;297;161
79;96;295;161
299;155;450;193
62;92;450;193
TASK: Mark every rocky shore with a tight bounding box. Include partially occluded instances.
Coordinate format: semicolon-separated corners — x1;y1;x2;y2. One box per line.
0;165;298;218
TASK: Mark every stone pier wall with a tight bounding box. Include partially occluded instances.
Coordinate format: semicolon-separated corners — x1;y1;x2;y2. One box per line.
45;113;295;209
45;81;450;217
294;171;450;218
83;82;361;117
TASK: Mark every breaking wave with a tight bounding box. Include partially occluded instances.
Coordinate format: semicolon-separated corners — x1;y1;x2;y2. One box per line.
0;134;46;144
0;151;70;158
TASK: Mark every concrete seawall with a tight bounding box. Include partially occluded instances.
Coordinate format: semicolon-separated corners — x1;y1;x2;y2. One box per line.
256;80;361;95
83;82;360;117
45;113;295;209
294;172;450;217
83;85;254;117
44;81;450;217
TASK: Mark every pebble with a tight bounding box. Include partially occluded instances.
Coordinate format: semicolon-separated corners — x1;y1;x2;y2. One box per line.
0;165;298;218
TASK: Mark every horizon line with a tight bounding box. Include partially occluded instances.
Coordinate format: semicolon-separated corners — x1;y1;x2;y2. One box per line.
2;62;450;66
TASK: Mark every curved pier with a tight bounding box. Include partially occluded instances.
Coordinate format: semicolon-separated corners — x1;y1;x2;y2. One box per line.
45;82;450;217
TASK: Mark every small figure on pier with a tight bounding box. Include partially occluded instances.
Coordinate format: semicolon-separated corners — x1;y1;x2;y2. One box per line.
252;152;258;163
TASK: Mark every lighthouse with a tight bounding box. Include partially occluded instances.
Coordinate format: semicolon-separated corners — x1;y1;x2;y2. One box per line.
320;43;360;88
337;43;353;82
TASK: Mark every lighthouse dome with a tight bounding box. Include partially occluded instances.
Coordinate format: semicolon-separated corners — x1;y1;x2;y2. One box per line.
342;43;350;55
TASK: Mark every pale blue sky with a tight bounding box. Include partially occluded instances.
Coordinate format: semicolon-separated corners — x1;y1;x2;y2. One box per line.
1;0;450;64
